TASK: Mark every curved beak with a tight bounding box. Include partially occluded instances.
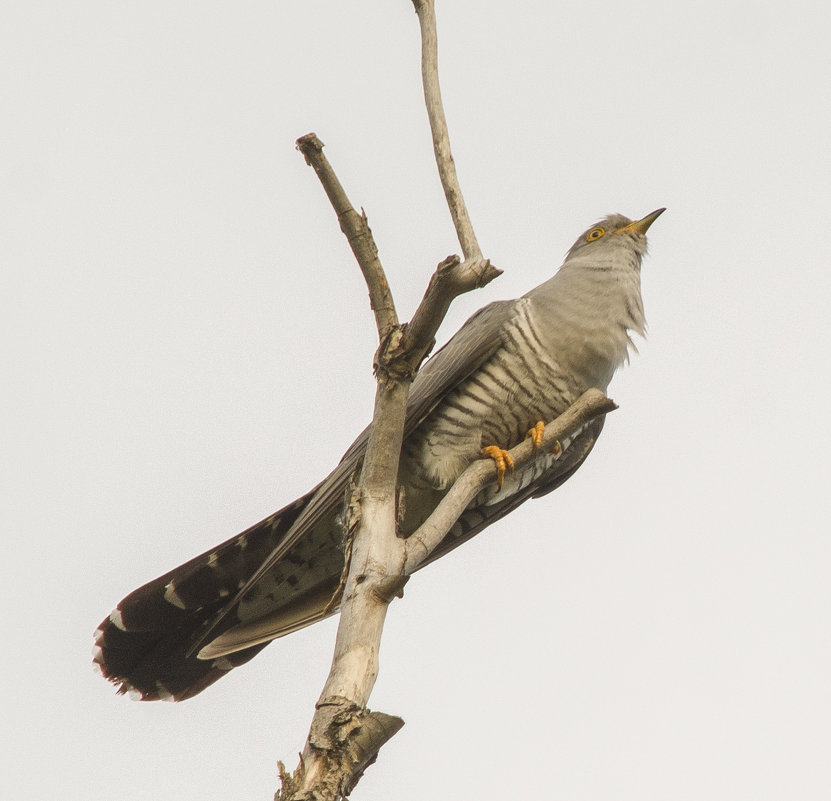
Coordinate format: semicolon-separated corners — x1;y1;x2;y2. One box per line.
621;207;666;235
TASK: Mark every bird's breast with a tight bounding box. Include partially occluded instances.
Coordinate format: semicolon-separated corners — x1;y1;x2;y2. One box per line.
401;304;588;492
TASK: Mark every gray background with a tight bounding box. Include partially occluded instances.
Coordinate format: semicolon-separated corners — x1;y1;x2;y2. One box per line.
4;1;830;799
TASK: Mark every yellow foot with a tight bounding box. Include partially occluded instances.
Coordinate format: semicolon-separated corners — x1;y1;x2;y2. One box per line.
481;445;515;489
526;421;545;448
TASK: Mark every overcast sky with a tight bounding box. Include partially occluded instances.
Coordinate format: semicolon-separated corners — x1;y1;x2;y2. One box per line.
4;1;831;799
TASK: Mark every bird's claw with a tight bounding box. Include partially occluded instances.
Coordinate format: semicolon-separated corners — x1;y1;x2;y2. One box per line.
481;445;514;489
526;421;545;449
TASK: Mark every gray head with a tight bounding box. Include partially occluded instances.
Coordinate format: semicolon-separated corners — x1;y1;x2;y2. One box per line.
566;208;665;261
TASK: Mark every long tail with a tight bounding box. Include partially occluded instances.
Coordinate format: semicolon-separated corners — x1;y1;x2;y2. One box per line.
93;489;339;701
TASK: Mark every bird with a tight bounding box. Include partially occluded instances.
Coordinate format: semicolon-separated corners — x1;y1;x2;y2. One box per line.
93;208;664;701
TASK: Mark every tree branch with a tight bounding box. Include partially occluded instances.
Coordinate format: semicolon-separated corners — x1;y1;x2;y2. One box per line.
283;128;501;799
281;4;506;793
286;134;410;801
411;0;481;260
296;133;398;341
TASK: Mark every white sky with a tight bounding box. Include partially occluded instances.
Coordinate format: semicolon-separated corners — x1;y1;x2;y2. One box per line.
4;1;831;799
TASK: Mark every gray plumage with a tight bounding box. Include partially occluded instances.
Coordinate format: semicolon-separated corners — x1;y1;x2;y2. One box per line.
94;209;663;700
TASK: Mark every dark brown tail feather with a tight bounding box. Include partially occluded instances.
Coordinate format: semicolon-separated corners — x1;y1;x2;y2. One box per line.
93;490;317;700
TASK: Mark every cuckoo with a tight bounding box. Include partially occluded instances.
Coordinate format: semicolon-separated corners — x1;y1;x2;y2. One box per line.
94;208;664;701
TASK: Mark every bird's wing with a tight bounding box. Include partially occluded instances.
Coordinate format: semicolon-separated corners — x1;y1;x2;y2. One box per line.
406;300;520;437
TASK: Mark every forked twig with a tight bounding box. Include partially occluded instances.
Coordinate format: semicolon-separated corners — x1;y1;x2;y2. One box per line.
296;132;398;341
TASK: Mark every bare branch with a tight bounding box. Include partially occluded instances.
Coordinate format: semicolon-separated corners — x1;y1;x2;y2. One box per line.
289;133;415;800
275;705;404;801
411;0;482;260
404;254;502;370
296;133;398;340
286;5;508;790
402;389;619;574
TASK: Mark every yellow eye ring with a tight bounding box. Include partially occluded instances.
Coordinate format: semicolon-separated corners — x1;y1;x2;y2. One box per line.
586;227;606;242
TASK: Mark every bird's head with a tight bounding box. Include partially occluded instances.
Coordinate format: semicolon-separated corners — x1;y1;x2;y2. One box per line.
566;208;665;260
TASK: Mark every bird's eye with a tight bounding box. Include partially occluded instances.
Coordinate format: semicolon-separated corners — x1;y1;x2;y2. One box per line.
586;227;606;242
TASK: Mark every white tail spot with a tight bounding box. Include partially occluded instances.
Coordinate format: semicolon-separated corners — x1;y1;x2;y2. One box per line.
164;580;187;610
108;608;127;631
154;682;175;702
